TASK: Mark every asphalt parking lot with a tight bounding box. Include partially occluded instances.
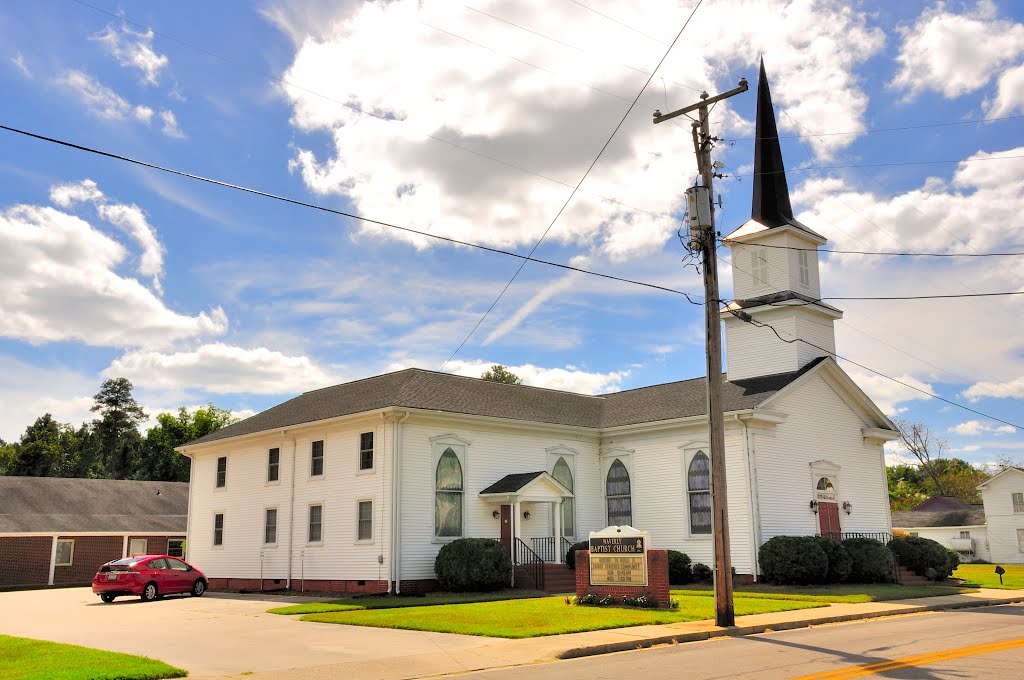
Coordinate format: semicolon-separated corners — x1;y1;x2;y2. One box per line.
0;587;492;677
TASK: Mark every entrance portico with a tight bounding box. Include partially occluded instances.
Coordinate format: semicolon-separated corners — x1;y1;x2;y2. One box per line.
479;471;573;563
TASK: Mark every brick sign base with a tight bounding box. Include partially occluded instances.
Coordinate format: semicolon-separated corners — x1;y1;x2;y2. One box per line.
575;549;670;608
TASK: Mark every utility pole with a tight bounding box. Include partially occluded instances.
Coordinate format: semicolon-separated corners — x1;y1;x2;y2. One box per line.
653;78;747;628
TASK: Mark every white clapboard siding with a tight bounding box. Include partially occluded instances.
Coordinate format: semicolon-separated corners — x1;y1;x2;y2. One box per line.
397;418;600;581
603;423;754;574
892;526;991;562
754;373;890;543
981;470;1024;564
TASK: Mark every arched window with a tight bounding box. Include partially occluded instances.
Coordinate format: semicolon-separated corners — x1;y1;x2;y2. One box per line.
435;447;463;537
688;451;712;534
606;459;632;527
816;476;836;501
552;457;574;537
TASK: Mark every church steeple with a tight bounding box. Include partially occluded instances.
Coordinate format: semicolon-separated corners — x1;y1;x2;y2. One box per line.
719;60;841;383
751;58;796;229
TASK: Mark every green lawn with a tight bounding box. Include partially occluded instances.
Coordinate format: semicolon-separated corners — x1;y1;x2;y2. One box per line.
0;635;187;680
954;563;1024;589
299;594;826;638
267;591;544;615
675;582;972;603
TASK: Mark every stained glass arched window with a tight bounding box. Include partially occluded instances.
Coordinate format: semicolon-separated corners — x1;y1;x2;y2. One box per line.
435;447;463;537
606;459;632;527
688;451;712;534
552;457;574;537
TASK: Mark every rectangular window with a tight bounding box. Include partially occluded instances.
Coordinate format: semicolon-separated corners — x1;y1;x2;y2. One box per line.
359;432;374;471
216;456;227;488
357;500;373;541
959;530;971;539
213;513;224;546
54;539;74;567
267;448;280;482
264;508;278;544
128;538;148;556
308;505;323;543
311;440;324;477
798;249;810;285
167;539;185;558
1013;492;1024;513
752;246;769;285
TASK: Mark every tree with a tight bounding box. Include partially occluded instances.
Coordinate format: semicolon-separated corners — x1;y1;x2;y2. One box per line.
893;419;949;497
480;365;523;385
138;405;236;482
92;378;147;480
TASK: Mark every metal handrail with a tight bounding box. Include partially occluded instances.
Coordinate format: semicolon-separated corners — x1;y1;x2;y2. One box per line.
531;537;555;562
515;538;544;591
817;532;893;544
560;537;574;563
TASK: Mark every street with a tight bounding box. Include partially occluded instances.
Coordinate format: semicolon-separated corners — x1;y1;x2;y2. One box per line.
453;604;1024;680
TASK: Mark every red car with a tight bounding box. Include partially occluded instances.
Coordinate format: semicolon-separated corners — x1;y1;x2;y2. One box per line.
92;555;207;603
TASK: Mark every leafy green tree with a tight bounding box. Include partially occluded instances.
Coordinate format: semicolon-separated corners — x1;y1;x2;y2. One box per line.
138;405;236;482
480;364;523;385
91;378;147;479
0;439;16;475
10;414;61;476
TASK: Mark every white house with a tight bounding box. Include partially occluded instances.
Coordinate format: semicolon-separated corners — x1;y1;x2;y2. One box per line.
177;62;898;593
893;468;1024;564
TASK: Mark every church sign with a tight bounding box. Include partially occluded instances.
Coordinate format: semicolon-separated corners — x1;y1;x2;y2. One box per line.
589;527;648;586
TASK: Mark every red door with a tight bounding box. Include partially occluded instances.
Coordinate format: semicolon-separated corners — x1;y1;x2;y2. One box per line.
818;502;841;539
500;504;513;560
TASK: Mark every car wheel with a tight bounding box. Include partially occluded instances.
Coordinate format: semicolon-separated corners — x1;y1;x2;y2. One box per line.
190;579;206;597
100;593;115;603
141;582;158;602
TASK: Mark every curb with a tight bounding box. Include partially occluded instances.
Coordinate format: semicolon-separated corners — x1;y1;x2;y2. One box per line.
557;595;1024;660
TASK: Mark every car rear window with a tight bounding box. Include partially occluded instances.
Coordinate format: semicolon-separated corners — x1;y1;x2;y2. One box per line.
99;558;142;572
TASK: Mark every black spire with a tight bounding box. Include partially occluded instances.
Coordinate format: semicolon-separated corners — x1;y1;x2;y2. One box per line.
751;59;796;228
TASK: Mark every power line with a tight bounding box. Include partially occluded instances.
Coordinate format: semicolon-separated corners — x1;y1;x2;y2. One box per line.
439;0;707;370
725;113;1024;142
68;0;680;228
726;310;1022;430
719;240;1024;258
0;123;702;303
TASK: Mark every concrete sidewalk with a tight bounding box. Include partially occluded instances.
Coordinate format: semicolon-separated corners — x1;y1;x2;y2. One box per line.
205;587;1024;680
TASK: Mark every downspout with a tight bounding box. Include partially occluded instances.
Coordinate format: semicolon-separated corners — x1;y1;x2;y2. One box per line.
181;450;194;562
285;432;297;589
737;415;763;581
389;411;409;593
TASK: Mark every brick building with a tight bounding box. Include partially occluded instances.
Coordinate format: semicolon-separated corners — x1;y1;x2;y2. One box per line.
0;477;188;589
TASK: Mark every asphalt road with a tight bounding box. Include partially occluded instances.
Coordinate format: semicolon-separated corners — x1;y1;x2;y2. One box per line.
453;604;1024;680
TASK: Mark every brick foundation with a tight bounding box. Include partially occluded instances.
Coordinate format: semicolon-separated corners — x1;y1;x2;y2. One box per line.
207;577;389;595
575;549;670;608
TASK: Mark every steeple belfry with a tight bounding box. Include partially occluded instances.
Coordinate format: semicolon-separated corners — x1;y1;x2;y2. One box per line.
720;60;842;382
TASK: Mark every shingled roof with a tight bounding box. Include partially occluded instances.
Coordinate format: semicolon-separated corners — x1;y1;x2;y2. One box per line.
187;358;826;447
891;507;986;528
0;477;188;533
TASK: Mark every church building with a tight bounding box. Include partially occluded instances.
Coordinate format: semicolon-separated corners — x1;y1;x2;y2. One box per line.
178;63;898;593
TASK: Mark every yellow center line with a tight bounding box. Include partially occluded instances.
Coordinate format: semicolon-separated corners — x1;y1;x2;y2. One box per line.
790;637;1024;680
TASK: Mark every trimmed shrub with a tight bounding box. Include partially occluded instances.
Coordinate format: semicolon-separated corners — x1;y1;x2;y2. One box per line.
812;536;853;583
667;550;693;585
759;536;828;585
946;548;961;577
692;562;713;583
888;536;954;580
434;538;512;592
565;540;590;570
843;537;895;583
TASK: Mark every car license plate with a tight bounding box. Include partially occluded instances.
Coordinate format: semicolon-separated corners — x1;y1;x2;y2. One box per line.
107;573;117;581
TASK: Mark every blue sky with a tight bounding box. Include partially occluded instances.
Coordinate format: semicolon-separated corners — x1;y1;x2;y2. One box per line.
1;0;1022;469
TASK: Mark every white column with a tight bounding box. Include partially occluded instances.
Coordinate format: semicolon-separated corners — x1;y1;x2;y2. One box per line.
552;500;562;563
122;535;129;558
47;536;58;586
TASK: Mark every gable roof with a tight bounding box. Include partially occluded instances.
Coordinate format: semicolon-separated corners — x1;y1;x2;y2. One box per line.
0;477;188;534
186;361;826;447
976;466;1024;489
891;507;986;528
912;496;971;512
479;472;546;494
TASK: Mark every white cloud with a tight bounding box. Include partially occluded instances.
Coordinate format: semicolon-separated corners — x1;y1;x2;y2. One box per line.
0;356;96;442
0;200;226;347
53;70;155;123
483;272;580;345
276;0;882;263
50;179;104;208
104;344;339;394
844;369;933;416
442;359;629;394
964;376;1024;401
985;62;1024;116
891;1;1024;99
159;109;185;138
10;52;31;78
92;24;169;86
950;420;1017;436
